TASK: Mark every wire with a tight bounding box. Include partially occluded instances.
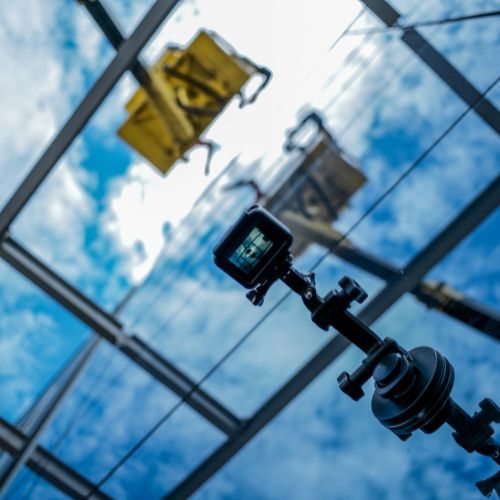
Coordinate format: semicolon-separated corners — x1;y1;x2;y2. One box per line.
337;2;456;137
326;1;469;136
322;36;391;114
347;9;500;36
86;73;500;496
329;8;366;51
321;0;448;118
122;154;244;332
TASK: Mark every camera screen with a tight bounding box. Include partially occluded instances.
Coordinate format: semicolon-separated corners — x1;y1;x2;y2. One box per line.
229;226;274;275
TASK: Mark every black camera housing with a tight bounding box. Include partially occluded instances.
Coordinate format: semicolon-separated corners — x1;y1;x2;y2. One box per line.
213;205;293;288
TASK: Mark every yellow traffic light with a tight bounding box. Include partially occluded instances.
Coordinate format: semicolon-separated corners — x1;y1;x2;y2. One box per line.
118;30;271;175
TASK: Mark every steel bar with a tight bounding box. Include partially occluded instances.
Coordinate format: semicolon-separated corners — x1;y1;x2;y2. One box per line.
0;417;110;499
0;338;100;497
166;175;500;499
0;0;181;235
281;211;500;339
414;282;500;340
81;0;151;86
0;237;241;436
359;176;500;324
360;0;500;135
14;339;100;437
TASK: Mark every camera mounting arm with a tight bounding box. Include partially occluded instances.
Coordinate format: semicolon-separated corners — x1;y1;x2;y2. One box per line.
279;267;500;496
213;206;499;496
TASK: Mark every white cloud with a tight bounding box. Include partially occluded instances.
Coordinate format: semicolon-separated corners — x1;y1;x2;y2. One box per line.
0;0;107;284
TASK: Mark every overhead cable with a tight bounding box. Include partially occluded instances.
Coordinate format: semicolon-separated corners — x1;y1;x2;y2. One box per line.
347;9;500;36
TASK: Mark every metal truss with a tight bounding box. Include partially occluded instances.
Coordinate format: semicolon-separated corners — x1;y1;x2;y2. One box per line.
0;0;498;497
0;0;237;495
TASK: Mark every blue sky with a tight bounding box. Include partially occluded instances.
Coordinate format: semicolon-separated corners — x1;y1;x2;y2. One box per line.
0;0;499;498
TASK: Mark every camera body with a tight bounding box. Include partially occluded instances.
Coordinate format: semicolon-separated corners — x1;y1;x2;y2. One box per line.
213;205;293;288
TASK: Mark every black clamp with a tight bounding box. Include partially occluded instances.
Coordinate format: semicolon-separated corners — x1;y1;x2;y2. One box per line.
311;276;367;331
337;337;406;401
284;111;333;153
453;399;500;459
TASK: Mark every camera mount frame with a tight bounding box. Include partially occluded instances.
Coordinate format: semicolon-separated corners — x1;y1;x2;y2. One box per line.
213;206;499;496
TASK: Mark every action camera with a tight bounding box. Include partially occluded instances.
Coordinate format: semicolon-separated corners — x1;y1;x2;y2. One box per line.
213;205;293;288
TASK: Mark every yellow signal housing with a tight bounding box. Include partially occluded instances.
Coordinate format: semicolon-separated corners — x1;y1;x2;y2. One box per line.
118;30;268;175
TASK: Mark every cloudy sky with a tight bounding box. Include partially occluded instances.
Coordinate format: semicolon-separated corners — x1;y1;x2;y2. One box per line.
0;0;499;498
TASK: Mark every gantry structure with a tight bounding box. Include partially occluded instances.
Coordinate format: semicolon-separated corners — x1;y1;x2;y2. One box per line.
0;0;498;498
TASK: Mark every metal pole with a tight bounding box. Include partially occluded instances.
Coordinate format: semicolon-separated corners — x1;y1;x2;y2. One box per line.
360;0;500;134
0;417;110;499
166;175;500;499
0;338;100;498
360;175;500;324
80;0;151;86
0;0;181;235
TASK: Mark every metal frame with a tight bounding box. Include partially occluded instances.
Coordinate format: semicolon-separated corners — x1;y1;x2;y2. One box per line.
0;236;241;437
0;338;100;496
0;0;498;497
0;0;239;494
0;286;138;496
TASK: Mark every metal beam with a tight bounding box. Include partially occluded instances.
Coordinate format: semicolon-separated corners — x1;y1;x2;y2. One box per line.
0;0;181;235
166;175;500;499
281;211;500;339
14;339;100;438
281;211;399;281
13;286;137;437
0;338;100;496
0;417;110;499
360;0;500;135
80;0;151;86
360;176;500;323
414;282;500;340
0;236;241;436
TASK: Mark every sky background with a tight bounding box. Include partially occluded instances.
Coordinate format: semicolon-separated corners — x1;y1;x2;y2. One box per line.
0;0;499;498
